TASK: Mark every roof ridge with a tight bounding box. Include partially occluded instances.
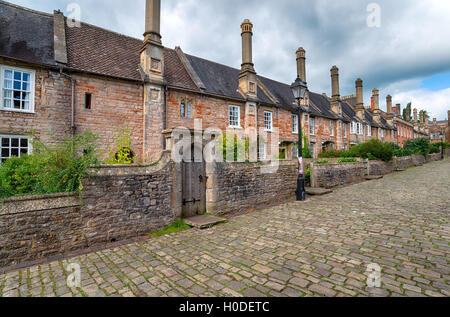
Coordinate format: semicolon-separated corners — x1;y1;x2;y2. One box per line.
0;0;53;17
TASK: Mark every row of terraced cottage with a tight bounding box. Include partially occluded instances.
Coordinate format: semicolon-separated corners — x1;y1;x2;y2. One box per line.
0;0;440;270
0;0;431;167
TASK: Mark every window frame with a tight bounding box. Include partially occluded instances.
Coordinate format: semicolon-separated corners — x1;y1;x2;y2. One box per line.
343;123;347;138
228;105;241;128
257;140;266;160
367;125;372;137
309;117;315;135
0;65;36;113
264;111;273;132
84;93;93;110
330;120;334;136
292;114;298;134
0;134;32;165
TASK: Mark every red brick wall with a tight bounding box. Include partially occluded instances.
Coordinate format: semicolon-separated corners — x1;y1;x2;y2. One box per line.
72;74;144;161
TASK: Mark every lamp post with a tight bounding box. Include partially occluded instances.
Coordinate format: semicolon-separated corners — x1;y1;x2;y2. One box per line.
291;77;308;201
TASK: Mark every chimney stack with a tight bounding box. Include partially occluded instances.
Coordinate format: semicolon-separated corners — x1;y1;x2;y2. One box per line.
386;95;392;115
296;48;307;83
372;89;379;111
144;0;161;45
396;104;401;117
330;66;341;116
331;66;340;99
240;19;255;74
413;108;418;122
239;19;257;97
355;79;365;120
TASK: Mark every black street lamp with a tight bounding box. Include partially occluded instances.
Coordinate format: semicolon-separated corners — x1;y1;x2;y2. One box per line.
291;77;308;201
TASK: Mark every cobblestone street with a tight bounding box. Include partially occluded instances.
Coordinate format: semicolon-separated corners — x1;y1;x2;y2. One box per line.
1;159;449;297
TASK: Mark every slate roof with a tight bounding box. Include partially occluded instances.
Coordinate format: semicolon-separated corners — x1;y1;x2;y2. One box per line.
0;2;55;66
0;1;390;128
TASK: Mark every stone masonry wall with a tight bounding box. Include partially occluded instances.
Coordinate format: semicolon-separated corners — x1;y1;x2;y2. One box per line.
0;152;178;270
206;160;297;215
0;193;83;268
311;162;366;189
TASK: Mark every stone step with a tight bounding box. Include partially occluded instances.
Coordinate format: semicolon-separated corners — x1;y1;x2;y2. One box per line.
306;188;333;195
365;175;383;180
184;215;226;229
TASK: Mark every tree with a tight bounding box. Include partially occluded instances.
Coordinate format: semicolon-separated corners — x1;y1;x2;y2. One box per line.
402;102;412;122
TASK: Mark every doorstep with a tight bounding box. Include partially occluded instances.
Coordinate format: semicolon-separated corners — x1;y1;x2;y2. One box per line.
305;188;333;195
365;175;384;180
184;215;226;229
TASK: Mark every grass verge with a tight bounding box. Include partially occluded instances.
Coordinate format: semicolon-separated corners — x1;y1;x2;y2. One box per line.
149;220;191;238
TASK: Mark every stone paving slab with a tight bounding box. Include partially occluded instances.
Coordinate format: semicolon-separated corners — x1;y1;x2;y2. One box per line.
184;215;226;229
0;159;449;297
305;188;333;195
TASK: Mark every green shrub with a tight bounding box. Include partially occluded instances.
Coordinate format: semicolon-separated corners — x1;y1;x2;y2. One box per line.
318;150;343;158
403;138;437;156
337;158;357;163
344;139;393;162
304;167;311;184
0;132;100;199
106;126;135;164
315;160;330;165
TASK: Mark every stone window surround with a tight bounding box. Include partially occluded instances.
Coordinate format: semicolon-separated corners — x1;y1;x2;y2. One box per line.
228;105;241;128
367;124;372;136
0;65;36;114
330;120;334;136
264;111;273;132
292;114;298;134
0;134;32;165
180;98;193;118
309;117;315;135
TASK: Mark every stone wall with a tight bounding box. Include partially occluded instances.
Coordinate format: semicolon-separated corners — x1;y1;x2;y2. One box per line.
0;193;83;268
0;151;178;270
82;151;179;245
311;162;366;189
310;154;443;188
367;160;394;176
206;160;297;215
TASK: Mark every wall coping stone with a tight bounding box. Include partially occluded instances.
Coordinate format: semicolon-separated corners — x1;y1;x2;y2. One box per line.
0;192;80;215
89;150;172;177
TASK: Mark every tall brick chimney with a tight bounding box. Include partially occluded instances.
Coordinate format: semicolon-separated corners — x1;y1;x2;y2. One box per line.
330;66;341;115
239;19;257;98
296;47;307;83
355;78;365;120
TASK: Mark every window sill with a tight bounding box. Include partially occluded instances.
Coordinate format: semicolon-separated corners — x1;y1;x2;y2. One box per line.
0;108;35;114
228;126;242;129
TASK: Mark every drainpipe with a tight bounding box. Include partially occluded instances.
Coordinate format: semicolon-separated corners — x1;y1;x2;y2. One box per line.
59;68;76;137
163;84;168;149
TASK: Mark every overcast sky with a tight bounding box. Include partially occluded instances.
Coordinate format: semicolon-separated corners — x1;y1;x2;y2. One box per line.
7;0;450;120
